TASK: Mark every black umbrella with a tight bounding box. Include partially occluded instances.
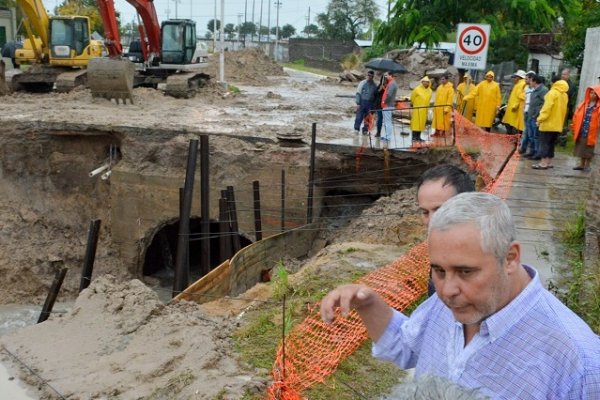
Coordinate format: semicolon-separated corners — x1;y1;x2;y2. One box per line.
364;58;408;74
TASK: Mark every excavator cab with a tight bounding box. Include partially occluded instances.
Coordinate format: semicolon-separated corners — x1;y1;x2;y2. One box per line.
160;20;196;65
49;17;91;62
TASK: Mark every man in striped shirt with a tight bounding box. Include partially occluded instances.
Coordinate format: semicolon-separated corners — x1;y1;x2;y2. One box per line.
321;192;600;399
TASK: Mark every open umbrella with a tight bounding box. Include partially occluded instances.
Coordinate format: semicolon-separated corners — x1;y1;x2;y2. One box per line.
364;58;408;74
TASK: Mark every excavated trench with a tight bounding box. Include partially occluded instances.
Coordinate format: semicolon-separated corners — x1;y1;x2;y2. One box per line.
0;120;459;305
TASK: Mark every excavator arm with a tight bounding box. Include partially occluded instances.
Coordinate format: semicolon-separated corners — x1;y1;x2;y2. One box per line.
16;0;50;60
96;0;162;63
124;0;162;63
96;0;123;56
16;0;49;46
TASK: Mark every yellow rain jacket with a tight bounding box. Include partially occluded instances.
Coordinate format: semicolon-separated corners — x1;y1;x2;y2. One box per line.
502;78;526;131
410;83;433;131
537;80;569;132
433;81;454;131
464;72;501;128
457;80;476;121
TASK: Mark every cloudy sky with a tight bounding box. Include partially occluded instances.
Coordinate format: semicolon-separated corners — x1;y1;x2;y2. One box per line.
43;0;391;36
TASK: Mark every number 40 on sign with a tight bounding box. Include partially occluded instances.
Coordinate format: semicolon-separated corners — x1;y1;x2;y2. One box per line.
453;23;491;71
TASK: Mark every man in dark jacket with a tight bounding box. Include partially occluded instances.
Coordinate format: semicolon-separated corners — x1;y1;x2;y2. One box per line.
524;75;548;160
354;70;378;135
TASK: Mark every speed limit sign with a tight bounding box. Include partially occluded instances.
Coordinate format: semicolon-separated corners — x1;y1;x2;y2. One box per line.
454;23;491;70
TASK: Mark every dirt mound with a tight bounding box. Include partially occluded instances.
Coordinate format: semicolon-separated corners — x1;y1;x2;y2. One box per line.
1;275;262;399
205;47;287;85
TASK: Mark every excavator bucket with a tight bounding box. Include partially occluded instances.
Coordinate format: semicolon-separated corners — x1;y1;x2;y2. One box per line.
87;58;136;104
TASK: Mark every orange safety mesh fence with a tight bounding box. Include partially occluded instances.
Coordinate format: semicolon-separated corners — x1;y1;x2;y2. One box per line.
268;111;520;399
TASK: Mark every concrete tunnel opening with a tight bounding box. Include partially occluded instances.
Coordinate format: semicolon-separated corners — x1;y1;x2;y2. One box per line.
142;217;252;286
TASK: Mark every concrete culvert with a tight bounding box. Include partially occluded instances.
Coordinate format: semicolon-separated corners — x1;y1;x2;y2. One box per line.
142;217;252;288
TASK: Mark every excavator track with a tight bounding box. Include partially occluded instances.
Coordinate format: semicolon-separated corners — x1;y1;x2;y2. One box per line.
10;64;71;92
87;58;136;104
55;69;88;92
165;71;210;99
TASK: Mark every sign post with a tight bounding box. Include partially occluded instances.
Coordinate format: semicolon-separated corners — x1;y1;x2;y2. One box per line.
453;23;491;71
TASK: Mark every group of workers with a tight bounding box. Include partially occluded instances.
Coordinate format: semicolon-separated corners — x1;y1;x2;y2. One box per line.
354;69;505;144
354;67;600;172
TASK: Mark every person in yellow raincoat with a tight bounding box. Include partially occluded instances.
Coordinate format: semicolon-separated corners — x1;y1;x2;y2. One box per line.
533;78;569;170
502;70;527;134
432;74;454;136
410;76;433;142
463;71;501;131
457;73;476;122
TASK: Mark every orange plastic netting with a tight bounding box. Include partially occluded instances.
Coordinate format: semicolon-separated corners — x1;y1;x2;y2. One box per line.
267;111;520;399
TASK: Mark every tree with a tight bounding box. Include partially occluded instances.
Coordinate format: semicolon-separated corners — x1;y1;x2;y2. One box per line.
376;0;580;50
224;23;236;40
303;23;320;38
259;25;270;37
562;0;600;69
238;21;257;37
316;0;379;40
56;0;104;35
207;19;221;36
280;24;296;39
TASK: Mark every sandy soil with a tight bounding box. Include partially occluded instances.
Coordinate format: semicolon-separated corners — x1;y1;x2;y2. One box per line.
0;49;427;399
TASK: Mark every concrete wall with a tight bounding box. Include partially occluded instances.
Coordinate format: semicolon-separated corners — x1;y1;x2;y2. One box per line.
289;38;360;71
526;53;563;80
577;27;600;105
583;28;600;268
0;7;17;48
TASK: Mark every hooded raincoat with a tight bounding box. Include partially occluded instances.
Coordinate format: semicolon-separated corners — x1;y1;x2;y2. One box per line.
410;79;433;132
572;85;600;146
537;80;569;132
502;78;526;131
432;81;454;131
457;78;476;121
464;71;501;128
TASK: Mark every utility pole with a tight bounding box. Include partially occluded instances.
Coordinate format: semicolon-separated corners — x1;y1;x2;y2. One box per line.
275;0;281;61
250;0;256;41
220;0;225;84
259;0;264;43
237;13;243;46
244;0;248;48
306;7;310;38
173;0;180;19
213;0;217;51
267;0;271;46
165;8;170;19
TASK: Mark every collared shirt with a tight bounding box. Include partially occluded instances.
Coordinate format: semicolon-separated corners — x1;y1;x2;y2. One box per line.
373;266;600;399
525;86;534;112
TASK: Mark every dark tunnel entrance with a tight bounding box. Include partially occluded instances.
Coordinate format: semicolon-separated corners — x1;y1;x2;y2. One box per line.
142;218;252;286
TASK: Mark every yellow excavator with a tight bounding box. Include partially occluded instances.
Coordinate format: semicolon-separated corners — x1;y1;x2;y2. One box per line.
11;0;105;92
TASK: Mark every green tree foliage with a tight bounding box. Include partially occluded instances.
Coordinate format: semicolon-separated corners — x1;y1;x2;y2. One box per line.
207;19;221;35
303;23;320;37
376;0;580;61
239;21;256;36
562;0;600;69
56;0;103;35
224;23;236;40
280;23;296;39
316;0;379;40
0;0;16;8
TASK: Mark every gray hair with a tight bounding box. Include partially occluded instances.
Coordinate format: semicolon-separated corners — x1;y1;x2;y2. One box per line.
382;375;489;399
428;192;516;264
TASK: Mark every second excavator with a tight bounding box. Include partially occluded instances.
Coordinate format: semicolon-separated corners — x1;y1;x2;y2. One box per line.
88;0;209;103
